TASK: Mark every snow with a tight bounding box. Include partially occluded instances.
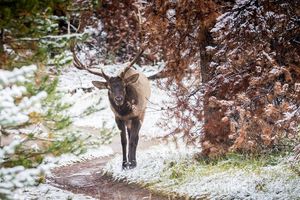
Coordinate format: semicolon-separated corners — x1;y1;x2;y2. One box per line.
20;33;87;41
167;9;176;23
105;144;300;200
0;66;47;127
0;65;36;86
45;146;113;167
14;184;95;200
174;164;300;200
206;45;216;52
295;83;300;92
85;21;103;36
0;163;49;199
104;141;199;183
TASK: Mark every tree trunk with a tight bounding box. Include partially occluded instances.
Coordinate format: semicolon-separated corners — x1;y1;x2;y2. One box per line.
0;29;4;53
199;2;234;157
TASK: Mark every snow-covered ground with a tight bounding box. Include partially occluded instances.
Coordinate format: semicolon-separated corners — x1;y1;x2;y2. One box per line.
104;146;300;200
46;145;114;167
172;163;300;200
104;141;199;183
14;184;95;200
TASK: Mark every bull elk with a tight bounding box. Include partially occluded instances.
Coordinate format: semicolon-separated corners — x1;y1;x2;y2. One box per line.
72;47;150;169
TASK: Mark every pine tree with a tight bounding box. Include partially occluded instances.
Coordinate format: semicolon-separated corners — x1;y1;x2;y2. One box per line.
0;1;98;198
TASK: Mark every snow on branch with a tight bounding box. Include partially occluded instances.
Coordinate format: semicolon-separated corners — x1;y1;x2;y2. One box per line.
0;65;47;128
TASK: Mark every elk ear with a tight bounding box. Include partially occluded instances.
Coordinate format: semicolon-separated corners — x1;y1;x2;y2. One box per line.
92;81;108;89
125;73;139;85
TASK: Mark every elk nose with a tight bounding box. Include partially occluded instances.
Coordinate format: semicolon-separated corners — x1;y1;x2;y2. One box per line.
115;96;123;102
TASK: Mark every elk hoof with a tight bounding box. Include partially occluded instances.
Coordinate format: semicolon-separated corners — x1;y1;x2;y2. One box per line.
122;161;128;170
128;160;137;169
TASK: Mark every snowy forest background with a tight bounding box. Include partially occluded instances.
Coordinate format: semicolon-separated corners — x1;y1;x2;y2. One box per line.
0;0;300;199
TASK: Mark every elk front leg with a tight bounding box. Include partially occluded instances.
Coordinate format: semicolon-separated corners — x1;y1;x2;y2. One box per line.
128;117;141;169
116;118;127;169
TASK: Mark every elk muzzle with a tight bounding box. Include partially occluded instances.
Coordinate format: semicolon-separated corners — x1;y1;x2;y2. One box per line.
114;96;124;106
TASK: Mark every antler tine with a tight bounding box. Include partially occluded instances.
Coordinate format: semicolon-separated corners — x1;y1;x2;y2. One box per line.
85;68;109;80
122;47;145;78
71;43;85;70
128;48;145;69
71;41;109;80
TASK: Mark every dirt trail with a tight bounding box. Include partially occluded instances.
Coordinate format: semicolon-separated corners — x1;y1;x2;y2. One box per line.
49;156;169;200
48;128;179;200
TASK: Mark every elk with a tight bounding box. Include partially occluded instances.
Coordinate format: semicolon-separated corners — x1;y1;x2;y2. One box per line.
72;47;150;169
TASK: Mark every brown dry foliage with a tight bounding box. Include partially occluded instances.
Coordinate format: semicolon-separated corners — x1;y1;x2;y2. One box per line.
142;0;220;82
88;0;300;157
201;0;300;157
94;0;145;63
141;0;300;157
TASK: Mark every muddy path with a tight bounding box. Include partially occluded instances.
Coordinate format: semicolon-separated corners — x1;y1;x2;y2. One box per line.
48;127;180;200
49;156;170;200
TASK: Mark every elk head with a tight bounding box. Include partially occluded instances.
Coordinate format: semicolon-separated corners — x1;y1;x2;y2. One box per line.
71;43;144;106
92;71;139;106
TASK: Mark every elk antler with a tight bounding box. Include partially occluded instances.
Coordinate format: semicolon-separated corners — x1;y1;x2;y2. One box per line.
121;47;145;78
70;42;109;80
